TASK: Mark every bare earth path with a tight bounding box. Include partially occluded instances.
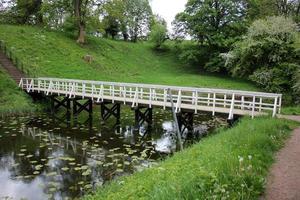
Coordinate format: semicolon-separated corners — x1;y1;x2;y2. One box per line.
264;115;300;200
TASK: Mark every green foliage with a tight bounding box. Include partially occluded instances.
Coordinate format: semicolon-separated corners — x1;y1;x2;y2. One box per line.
293;70;300;103
175;42;210;66
125;0;152;42
41;0;72;29
0;68;35;114
149;22;168;50
175;0;247;50
246;0;277;21
84;117;298;200
226;16;300;103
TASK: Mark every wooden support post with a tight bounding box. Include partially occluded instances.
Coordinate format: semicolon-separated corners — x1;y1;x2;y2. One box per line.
50;96;71;114
73;98;93;119
176;112;194;137
100;102;121;123
134;106;153;127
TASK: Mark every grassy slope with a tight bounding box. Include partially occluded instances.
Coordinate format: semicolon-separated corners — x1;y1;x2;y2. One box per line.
85;117;298;200
0;25;256;90
0;68;35;114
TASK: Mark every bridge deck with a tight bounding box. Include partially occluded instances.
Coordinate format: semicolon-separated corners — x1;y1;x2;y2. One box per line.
19;78;282;119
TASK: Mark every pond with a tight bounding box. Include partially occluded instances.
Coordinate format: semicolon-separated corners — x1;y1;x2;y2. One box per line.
0;108;227;200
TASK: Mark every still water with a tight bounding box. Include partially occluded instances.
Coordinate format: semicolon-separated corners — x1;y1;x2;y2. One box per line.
0;108;227;199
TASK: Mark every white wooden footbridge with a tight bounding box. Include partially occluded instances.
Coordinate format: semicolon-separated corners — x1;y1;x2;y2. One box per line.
19;77;282;120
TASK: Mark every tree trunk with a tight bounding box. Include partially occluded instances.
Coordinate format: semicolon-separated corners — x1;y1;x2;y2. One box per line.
123;32;129;41
77;23;85;44
35;0;43;25
74;0;85;44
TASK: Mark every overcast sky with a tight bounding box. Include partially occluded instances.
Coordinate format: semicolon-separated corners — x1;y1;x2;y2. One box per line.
150;0;187;32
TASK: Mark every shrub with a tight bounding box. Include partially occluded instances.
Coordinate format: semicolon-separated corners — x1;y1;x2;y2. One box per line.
149;23;168;50
226;16;300;104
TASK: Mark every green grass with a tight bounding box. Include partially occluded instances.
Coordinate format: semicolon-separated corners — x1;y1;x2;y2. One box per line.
84;117;298;200
0;25;257;90
281;106;300;115
0;68;36;114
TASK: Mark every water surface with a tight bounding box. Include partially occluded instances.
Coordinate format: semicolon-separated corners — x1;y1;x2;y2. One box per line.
0;109;227;199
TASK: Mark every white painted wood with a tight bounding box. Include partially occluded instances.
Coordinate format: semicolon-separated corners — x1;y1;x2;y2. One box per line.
273;97;278;117
251;96;256;119
19;78;282;118
228;94;235;120
212;93;216;116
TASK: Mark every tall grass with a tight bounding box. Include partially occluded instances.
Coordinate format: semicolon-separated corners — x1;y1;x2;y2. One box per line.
84;117;298;200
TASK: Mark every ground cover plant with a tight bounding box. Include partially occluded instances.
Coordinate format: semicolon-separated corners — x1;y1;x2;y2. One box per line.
84;117;299;200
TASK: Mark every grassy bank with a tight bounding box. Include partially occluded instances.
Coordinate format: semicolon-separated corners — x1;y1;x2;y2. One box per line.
0;25;257;90
85;117;298;200
0;68;35;114
281;106;300;115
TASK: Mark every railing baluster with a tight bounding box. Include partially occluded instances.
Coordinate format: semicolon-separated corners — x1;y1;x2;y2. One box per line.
195;91;198;114
175;90;182;113
228;94;235;120
212;93;216;116
163;89;167;110
224;94;227;108
241;96;245;110
251;96;256;119
273;97;278;117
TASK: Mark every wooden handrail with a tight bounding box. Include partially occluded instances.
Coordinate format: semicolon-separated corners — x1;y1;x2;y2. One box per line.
19;77;282;119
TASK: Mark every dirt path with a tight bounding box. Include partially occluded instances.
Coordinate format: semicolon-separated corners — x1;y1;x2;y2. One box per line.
264;115;300;200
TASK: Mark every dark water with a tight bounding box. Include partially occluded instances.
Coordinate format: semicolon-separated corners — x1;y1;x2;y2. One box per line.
0;108;227;200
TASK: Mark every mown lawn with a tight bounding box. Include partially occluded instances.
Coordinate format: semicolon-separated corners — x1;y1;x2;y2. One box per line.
0;25;257;90
84;117;298;200
0;68;35;114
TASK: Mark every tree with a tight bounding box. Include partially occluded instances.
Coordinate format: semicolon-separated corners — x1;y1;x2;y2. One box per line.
226;16;299;102
11;0;43;24
245;0;277;21
149;17;168;50
175;0;248;50
125;0;152;42
101;0;124;39
41;0;72;29
102;15;120;39
73;0;105;44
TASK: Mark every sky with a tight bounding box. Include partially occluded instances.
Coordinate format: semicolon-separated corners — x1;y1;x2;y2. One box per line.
150;0;188;32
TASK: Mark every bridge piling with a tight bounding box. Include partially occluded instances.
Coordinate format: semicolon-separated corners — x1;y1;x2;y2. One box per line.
100;102;121;124
134;106;153;127
176;111;194;137
73;98;93;119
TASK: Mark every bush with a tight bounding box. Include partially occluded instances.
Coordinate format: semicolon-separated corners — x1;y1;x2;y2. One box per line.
226;16;300;104
149;23;168;50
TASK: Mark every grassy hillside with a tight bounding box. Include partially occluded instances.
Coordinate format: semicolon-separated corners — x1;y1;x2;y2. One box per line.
0;25;257;90
85;117;298;200
0;68;35;114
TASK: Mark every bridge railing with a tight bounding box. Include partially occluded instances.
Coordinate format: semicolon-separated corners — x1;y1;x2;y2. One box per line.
19;77;282;119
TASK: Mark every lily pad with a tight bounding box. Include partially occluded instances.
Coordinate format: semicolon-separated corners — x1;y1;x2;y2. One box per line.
62;167;69;171
33;171;40;175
